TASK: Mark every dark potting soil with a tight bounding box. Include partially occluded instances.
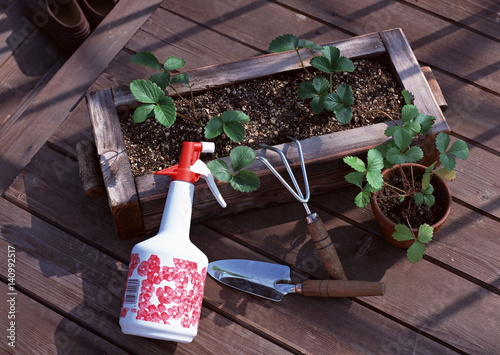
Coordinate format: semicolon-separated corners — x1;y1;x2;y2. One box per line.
119;56;404;177
375;166;448;228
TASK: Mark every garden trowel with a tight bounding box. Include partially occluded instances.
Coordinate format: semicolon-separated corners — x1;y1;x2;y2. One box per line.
208;259;385;301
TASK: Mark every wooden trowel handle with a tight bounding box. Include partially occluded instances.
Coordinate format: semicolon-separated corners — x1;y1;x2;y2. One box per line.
298;280;385;298
306;213;347;280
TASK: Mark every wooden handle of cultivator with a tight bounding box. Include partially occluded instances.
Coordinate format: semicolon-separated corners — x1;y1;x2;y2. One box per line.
306;213;348;281
297;280;385;298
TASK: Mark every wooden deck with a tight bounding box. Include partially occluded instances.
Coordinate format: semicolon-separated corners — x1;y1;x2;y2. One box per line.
1;0;499;353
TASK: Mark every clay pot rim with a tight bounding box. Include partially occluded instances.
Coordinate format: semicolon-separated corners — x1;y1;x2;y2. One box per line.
370;163;453;233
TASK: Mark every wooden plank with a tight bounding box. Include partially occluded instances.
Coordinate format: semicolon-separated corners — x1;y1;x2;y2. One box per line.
0;0;164;194
0;30;62;129
449;138;500;218
86;89;145;239
311;186;500;291
430;68;500;152
47;99;97;160
203;202;500;353
271;0;500;94
192;224;457;354
0;283;128;354
0;0;32;65
3;146;136;260
381;29;448;133
0;198;296;354
400;0;500;40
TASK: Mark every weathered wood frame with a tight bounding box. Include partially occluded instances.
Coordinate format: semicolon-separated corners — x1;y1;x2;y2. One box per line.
86;28;449;239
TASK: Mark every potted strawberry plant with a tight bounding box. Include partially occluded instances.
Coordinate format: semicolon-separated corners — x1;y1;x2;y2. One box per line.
343;90;469;263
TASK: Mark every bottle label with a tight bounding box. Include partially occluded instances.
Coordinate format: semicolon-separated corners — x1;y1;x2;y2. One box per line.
120;253;206;329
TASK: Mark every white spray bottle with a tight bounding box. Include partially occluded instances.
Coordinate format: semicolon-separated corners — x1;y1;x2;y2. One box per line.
119;142;226;343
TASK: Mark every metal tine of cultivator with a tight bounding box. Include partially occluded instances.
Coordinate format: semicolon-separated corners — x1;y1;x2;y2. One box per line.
256;136;311;215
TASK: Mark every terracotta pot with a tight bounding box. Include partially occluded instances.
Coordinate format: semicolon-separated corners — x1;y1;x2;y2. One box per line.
370;163;452;249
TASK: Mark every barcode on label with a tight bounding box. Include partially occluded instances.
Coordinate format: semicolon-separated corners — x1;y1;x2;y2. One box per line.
124;279;140;304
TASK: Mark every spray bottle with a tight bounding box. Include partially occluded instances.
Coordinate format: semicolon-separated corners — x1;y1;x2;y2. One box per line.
119;142;226;343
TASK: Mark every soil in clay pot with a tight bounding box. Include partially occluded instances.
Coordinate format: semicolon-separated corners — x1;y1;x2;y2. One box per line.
375;165;448;228
119;56;404;177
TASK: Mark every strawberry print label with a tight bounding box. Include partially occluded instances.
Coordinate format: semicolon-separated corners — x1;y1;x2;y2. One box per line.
121;253;206;329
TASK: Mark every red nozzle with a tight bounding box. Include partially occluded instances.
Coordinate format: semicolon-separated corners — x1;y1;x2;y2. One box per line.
155;142;204;183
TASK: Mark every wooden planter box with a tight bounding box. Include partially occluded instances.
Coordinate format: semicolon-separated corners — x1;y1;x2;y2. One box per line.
86;28;449;239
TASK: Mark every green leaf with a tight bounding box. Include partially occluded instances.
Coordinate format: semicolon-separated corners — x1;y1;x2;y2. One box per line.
333;56;355;72
345;171;364;189
447;140;469;160
222;110;251;125
401;104;419;123
298;77;329;100
149;72;170;90
310;56;333;73
170;73;189;85
417;224;434;243
434;168;456;182
403;121;421;135
310;46;354;73
132;104;155;123
164;56;185;72
130;51;161;71
224;121;245;142
407;241;426;263
298;82;318;100
435;132;450;154
423;194;435;206
335;106;353;124
393;127;413;151
404;146;424;163
422;172;431;190
230;146;256;172
154;97;176;126
384;125;401;138
415;114;435;135
336;83;354;106
310;97;325;114
343;156;366;172
439;152;456;170
231;170;260;192
402;90;414;105
130;79;164;104
269;34;299;52
414;192;424;206
323;92;342;112
204;116;224;139
312;77;330;96
366;149;384;189
354;188;371;208
297;39;322;50
386;147;407;165
392;224;415;242
207;160;232;182
221;111;250;142
425;162;437;174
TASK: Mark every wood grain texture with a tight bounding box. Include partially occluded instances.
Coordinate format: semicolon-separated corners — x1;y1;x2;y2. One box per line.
0;282;128;355
0;197;287;354
273;0;500;94
203;202;500;353
86;89;145;239
194;224;456;354
400;0;500;39
0;0;164;194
